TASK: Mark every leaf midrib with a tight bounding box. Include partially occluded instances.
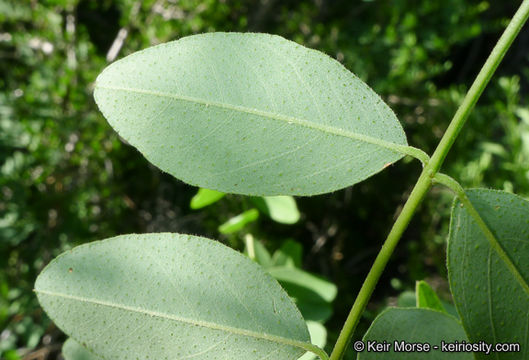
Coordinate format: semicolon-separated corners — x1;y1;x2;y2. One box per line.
95;84;408;156
459;194;529;298
35;289;312;351
435;175;529;299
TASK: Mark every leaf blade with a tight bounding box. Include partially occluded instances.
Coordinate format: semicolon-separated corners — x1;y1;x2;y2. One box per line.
268;267;337;304
35;233;317;360
262;196;300;224
268;266;337;322
448;189;529;360
190;188;226;209
358;308;472;360
416;280;446;313
218;208;259;234
272;239;303;268
94;32;408;196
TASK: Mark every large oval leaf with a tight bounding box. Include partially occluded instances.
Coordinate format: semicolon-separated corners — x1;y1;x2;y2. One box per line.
448;189;529;359
94;32;408;196
35;233;323;360
358;308;472;360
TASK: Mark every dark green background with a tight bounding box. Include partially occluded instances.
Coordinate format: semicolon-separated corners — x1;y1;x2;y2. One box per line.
1;0;528;359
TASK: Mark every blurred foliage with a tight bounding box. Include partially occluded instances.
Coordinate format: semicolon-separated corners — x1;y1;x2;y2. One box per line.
190;188;300;235
244;236;337;360
1;0;528;359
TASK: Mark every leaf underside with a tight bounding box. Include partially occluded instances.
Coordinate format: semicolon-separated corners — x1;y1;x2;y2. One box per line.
448;189;529;360
35;233;311;360
94;32;407;196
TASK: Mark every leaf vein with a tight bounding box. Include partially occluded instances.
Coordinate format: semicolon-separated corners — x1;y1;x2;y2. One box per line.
35;289;311;351
95;84;408;156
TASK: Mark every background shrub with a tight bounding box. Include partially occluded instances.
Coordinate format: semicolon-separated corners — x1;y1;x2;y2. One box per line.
1;0;528;358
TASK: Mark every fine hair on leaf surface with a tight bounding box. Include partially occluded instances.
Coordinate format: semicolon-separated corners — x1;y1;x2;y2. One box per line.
35;233;329;360
93;32;414;196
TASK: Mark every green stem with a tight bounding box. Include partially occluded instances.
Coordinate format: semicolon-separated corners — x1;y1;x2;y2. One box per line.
426;0;529;173
329;167;433;360
395;145;430;165
245;234;256;261
433;173;529;296
329;1;529;359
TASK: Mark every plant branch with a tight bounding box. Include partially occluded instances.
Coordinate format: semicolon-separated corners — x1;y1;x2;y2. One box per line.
329;1;529;359
426;0;529;173
433;173;529;296
329;167;434;360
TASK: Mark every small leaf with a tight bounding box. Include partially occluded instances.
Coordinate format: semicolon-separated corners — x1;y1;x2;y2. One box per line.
268;267;337;303
190;188;225;209
218;208;259;234
268;267;337;322
396;290;416;308
35;234;322;360
63;338;101;360
448;189;529;360
94;32;408;196
416;280;446;313
272;239;303;268
256;196;300;224
358;308;472;359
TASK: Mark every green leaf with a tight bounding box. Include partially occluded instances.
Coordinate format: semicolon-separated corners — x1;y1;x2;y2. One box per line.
63;338;101;360
190;188;225;209
416;281;445;313
440;301;459;320
35;234;325;360
257;196;300;224
218;208;259;234
94;32;408;196
358;308;472;360
268;267;337;303
448;189;529;359
296;301;334;324
1;350;20;360
268;267;337;322
244;236;273;268
272;239;303;268
396;290;416;308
